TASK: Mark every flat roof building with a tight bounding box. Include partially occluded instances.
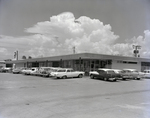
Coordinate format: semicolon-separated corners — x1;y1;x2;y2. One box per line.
0;61;5;68
5;53;150;73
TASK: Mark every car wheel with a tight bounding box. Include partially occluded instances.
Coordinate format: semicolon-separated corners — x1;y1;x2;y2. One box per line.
78;74;83;78
62;75;67;79
122;78;126;80
137;78;140;80
104;78;108;81
90;74;94;79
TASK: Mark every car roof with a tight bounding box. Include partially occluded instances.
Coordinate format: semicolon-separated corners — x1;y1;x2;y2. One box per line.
40;67;53;68
123;69;137;71
111;69;121;71
66;68;73;69
98;68;112;71
144;70;150;71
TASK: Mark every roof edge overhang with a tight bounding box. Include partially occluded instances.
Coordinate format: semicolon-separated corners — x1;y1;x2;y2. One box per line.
5;53;150;64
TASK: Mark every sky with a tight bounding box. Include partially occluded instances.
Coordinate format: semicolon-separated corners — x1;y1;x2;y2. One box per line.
0;0;150;60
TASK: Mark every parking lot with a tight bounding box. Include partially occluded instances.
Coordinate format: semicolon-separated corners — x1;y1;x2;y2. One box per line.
0;73;150;118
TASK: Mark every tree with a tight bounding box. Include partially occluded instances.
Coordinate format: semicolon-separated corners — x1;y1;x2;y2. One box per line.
28;56;32;59
22;56;26;59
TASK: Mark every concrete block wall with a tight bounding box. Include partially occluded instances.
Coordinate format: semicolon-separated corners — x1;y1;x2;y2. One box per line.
112;60;141;71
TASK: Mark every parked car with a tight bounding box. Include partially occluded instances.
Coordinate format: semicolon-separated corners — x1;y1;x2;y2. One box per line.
50;68;63;77
0;67;12;73
0;67;7;73
143;70;150;78
122;69;142;80
22;68;34;75
30;68;40;76
30;68;39;75
12;67;26;74
39;67;57;77
111;69;123;80
21;68;28;74
23;68;31;75
49;67;62;77
89;68;119;81
51;68;85;79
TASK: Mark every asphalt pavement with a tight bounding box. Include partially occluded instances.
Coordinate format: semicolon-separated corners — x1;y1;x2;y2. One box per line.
0;73;150;118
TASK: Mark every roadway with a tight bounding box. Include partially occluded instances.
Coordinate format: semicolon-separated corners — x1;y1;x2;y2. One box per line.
0;73;150;118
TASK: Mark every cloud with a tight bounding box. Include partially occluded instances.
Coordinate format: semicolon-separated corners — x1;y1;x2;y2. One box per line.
119;30;150;57
0;48;7;53
1;12;150;60
25;12;120;57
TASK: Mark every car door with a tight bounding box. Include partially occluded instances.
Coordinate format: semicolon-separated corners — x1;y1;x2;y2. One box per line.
122;70;129;78
70;69;77;77
66;69;72;77
97;70;105;79
131;70;138;78
148;71;150;77
146;70;150;77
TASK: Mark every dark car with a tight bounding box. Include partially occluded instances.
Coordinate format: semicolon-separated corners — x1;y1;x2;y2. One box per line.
12;67;26;74
111;69;123;80
89;68;119;81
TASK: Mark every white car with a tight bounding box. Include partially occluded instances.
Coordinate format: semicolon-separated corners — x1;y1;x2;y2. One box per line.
23;68;38;75
30;68;39;75
39;67;61;77
122;69;142;80
21;68;30;74
51;68;85;79
143;70;150;78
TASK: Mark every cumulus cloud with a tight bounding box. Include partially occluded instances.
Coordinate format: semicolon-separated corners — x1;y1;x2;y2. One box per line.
117;30;150;57
1;12;150;60
25;12;120;57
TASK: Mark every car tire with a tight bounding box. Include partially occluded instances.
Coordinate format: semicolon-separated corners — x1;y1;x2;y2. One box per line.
62;75;67;79
90;74;94;79
78;74;83;78
123;78;126;80
104;78;108;81
137;78;140;80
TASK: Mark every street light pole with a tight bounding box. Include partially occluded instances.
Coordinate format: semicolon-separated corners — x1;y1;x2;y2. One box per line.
133;45;141;57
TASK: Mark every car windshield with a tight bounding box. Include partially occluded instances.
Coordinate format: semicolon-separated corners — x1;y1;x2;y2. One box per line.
26;68;31;70
132;70;138;73
107;70;115;74
114;70;121;73
52;69;58;72
44;68;50;71
57;69;66;72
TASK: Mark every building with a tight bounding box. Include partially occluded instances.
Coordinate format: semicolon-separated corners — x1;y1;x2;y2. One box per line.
0;61;5;68
5;53;150;73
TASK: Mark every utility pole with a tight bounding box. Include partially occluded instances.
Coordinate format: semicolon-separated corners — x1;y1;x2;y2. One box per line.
133;45;141;57
16;50;18;60
73;46;75;54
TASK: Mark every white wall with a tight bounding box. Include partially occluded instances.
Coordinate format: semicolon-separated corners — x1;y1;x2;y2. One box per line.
15;63;25;68
112;60;141;71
